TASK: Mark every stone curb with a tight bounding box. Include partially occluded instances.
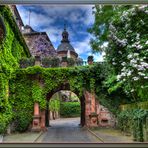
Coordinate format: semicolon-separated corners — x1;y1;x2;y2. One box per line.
33;131;44;143
87;128;104;143
0;135;3;143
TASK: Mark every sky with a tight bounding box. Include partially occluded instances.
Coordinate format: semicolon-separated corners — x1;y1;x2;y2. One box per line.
17;5;104;62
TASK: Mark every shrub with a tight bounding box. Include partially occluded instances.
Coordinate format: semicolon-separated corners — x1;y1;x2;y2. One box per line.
117;109;148;142
19;57;35;68
15;111;32;132
60;102;80;118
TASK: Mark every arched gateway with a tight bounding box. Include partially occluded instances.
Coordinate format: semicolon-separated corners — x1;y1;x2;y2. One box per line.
32;81;99;132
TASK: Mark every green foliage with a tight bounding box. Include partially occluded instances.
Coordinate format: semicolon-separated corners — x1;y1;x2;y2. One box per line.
67;58;75;67
19;57;35;68
117;109;148;142
88;5;124;52
0;6;30;57
0;102;12;133
15;111;32;132
49;98;60;112
41;57;60;68
32;80;46;109
0;15;6;43
50;57;60;67
60;102;80;117
9;76;34;132
0;6;30;134
120;101;148;110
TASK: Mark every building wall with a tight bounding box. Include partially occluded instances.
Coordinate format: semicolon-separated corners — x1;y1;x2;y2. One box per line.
57;51;77;60
24;34;56;57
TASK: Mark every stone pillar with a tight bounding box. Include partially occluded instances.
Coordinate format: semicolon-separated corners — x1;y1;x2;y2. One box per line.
89;93;98;127
84;91;91;127
84;91;98;127
91;93;96;113
40;110;47;131
32;102;41;132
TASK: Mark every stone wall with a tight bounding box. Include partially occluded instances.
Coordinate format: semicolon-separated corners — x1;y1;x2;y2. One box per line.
23;33;56;57
84;91;115;128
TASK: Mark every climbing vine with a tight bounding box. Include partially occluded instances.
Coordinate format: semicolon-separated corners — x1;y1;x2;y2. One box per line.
117;109;148;142
0;5;30;133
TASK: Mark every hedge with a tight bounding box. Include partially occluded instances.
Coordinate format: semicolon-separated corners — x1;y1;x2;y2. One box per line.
60;102;81;118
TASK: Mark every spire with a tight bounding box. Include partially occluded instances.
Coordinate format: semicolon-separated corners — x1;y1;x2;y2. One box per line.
61;23;69;43
64;23;66;31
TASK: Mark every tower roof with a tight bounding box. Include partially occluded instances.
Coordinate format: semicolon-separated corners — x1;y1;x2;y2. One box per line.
57;25;75;52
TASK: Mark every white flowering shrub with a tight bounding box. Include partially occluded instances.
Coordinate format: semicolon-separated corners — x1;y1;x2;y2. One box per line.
106;5;148;101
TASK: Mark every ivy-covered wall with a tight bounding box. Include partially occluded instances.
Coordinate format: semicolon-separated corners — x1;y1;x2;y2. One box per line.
0;5;30;133
7;64;103;132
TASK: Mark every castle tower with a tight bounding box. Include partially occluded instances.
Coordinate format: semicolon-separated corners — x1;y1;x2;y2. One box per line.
57;24;78;61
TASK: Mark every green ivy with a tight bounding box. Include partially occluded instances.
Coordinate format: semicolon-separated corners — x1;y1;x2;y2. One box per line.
0;6;30;134
117;109;148;142
49;98;60;112
32;80;46;109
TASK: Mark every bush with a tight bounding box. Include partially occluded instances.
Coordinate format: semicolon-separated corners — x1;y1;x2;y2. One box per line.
15;111;32;132
117;109;148;142
60;102;80;118
0;117;7;134
67;58;75;67
19;57;35;68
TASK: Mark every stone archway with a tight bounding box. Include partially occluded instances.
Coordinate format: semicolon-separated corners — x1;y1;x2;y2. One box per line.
31;81;115;132
45;83;85;128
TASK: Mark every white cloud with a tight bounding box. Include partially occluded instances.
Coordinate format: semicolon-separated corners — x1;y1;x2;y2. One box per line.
84;5;95;25
42;27;62;43
17;5;94;28
17;6;54;30
93;52;106;62
73;35;92;55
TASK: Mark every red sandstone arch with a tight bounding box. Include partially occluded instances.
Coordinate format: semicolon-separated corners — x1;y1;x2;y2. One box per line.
32;82;101;131
45;83;86;128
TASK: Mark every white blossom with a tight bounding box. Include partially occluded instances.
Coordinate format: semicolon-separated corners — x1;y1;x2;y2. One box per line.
121;62;126;66
136;34;140;40
122;79;126;81
130;59;137;64
133;77;139;81
127;54;133;59
118;51;122;54
138;72;145;76
133;53;139;56
117;75;122;80
136;44;143;50
127;71;132;76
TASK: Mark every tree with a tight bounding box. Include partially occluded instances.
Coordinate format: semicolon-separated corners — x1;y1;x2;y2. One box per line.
88;5;131;52
89;5;148;101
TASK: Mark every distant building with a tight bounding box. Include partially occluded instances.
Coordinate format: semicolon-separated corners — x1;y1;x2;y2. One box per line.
10;5;83;67
57;25;78;60
22;25;56;58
